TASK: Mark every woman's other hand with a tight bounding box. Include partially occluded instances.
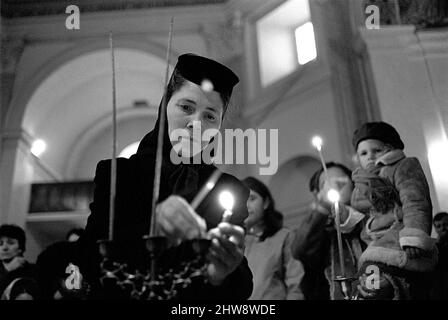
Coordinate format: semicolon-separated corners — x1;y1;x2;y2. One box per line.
156;195;206;241
206;222;245;285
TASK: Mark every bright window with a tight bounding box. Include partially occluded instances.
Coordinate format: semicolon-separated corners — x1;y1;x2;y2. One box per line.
295;21;317;65
427;137;448;209
256;0;316;87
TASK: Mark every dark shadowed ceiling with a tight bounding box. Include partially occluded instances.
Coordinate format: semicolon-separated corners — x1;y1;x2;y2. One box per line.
1;0;229;18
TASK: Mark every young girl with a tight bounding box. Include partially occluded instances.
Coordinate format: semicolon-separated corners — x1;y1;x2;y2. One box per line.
243;177;304;300
350;121;437;299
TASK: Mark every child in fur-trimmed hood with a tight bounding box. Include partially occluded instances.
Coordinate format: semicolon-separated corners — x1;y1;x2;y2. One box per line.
348;121;437;299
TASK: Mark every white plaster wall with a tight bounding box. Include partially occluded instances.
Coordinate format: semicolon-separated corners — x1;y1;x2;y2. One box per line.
360;26;448;213
247;79;344;178
73;114;157;180
240;68;345;227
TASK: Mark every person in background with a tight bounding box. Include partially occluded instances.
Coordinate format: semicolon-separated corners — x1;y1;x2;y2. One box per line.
434;212;448;246
36;240;88;300
291;163;364;300
66;228;85;242
431;212;448;299
243;177;304;300
1;277;40;300
0;224;39;299
350;121;437;299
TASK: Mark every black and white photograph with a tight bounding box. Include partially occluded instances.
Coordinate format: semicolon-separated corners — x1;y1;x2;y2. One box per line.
0;0;448;316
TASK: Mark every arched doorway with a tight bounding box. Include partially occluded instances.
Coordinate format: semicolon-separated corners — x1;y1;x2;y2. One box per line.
269;155;321;228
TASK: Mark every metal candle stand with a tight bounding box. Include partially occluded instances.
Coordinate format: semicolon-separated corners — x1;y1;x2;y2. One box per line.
97;237;211;300
334;276;358;300
312;136;360;301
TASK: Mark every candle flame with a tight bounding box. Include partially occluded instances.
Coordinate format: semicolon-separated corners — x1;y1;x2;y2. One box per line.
327;189;340;203
219;190;234;211
312;136;323;151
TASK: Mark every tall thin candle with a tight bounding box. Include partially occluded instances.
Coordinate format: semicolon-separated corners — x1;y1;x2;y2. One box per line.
108;32;117;241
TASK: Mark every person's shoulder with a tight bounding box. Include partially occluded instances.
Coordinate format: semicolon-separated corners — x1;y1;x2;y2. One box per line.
398;156;421;165
393;156;424;172
94;157;136;182
274;228;297;247
95;157;133;172
270;227;291;240
7;260;37;278
279;227;292;236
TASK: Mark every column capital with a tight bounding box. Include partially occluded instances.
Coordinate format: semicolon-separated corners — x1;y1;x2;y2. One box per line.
1;127;33;149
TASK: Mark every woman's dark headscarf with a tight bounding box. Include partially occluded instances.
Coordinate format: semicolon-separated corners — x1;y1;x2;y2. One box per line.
136;53;238;158
242;177;283;241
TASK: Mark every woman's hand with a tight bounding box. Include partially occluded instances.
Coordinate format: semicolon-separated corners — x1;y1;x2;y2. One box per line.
156;195;206;241
206;222;245;286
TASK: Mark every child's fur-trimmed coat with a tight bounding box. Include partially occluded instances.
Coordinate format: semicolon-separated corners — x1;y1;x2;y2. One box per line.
351;150;438;272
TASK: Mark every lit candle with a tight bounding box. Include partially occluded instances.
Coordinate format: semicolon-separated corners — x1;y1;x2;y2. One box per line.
311;135;329;181
327;188;346;278
219;190;235;223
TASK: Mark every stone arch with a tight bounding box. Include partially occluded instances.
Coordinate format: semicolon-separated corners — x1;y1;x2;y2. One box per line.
0;38;177;225
65;107;158;179
268;154;321;228
5;37;178;132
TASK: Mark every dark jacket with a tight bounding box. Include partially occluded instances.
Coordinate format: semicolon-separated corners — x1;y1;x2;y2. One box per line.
291;207;363;300
0;261;38;299
431;241;448;299
77;157;253;300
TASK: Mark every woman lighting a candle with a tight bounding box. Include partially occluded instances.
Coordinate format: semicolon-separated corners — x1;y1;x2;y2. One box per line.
43;53;254;300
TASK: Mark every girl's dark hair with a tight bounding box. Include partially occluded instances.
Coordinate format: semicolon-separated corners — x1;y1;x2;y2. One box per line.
309;162;352;193
166;68;232;115
242;177;283;241
0;224;26;252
